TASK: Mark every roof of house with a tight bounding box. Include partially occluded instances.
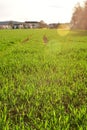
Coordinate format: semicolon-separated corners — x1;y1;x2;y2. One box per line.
25;21;39;23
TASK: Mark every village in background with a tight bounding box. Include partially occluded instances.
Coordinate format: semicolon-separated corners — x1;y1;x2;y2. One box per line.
0;20;70;29
0;1;87;30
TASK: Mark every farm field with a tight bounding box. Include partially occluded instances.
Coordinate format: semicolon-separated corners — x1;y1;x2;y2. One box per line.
0;29;87;130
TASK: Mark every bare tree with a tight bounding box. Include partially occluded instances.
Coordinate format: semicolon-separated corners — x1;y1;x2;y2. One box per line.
71;1;87;30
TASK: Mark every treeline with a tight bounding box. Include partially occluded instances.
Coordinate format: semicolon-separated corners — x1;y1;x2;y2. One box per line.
71;0;87;30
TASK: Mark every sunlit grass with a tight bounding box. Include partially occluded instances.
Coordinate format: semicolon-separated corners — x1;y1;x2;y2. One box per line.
0;29;87;129
57;29;70;36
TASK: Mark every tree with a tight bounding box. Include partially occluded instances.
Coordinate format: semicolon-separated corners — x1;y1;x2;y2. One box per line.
39;20;48;28
83;1;87;29
71;1;87;30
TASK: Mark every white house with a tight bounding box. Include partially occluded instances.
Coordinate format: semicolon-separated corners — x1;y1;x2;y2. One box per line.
24;21;40;28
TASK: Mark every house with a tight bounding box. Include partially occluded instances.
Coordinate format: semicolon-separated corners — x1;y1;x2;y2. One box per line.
0;21;11;29
24;21;40;28
0;21;24;29
13;23;24;29
8;21;24;29
49;23;58;29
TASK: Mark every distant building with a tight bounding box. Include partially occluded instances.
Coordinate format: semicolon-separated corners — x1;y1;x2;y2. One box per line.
0;21;24;29
24;21;40;28
49;23;58;29
13;23;24;29
0;20;48;29
0;22;11;29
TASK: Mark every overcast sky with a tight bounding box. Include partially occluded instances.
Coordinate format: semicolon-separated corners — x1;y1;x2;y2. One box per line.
0;0;84;23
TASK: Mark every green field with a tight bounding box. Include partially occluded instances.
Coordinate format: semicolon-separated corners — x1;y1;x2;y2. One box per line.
0;29;87;130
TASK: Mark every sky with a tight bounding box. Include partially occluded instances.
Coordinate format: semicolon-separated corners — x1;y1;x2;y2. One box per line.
0;0;85;23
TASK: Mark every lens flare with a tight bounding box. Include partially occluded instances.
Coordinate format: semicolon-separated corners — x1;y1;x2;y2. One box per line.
57;24;70;36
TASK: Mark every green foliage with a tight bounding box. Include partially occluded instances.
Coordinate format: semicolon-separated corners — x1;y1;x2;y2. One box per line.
0;29;87;129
